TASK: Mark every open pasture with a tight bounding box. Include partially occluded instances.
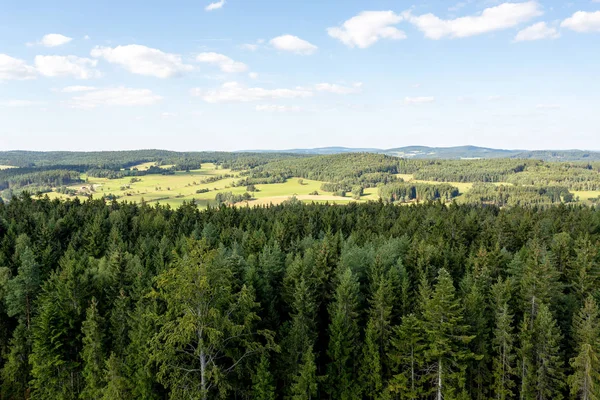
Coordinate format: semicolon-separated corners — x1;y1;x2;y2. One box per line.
43;164;358;208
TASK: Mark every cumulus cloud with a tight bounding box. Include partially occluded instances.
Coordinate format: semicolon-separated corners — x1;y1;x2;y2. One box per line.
561;11;600;32
70;87;162;109
515;22;560;41
249;72;259;79
35;55;101;79
405;1;543;39
91;45;193;78
270;35;318;55
205;0;225;11
327;11;406;48
255;104;302;113
315;82;363;95
61;86;97;93
40;34;73;47
404;96;435;105
196;52;248;73
191;81;313;103
0;54;37;81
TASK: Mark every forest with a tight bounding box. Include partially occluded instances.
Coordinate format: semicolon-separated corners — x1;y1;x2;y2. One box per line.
0;194;599;399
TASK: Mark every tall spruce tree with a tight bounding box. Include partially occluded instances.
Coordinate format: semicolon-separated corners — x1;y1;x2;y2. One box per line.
422;268;475;400
568;296;600;400
326;267;361;399
534;303;565;400
80;298;106;400
252;353;276;400
388;314;425;399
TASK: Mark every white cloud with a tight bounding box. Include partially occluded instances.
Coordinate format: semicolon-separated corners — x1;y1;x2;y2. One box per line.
561;11;600;32
161;112;177;119
192;81;313;103
61;85;97;93
404;96;435;105
35;55;100;79
249;72;259;79
84;35;91;40
488;95;505;101
205;0;225;11
91;45;193;78
256;104;302;113
270;35;318;55
241;44;259;51
0;100;43;107
515;22;560;41
315;82;363;95
70;87;162;109
327;11;406;48
536;104;561;109
196;52;248;73
0;54;37;81
40;34;73;47
405;1;543;39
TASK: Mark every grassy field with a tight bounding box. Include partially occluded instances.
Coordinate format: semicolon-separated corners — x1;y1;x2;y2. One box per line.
43;163;360;208
572;190;600;206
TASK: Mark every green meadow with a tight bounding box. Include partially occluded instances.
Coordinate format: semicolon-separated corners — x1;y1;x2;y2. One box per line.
43;163;365;208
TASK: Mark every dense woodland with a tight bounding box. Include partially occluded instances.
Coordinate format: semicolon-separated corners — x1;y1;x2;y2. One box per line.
0;195;600;399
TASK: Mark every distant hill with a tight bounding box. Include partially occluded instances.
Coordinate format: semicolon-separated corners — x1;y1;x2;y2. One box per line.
247;146;600;162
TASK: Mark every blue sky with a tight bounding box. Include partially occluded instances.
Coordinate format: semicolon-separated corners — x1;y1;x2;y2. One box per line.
1;0;599;151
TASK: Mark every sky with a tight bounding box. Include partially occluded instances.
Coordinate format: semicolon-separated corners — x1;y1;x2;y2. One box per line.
1;0;599;152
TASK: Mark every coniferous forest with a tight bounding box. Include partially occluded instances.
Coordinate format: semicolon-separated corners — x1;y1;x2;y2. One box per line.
0;194;599;399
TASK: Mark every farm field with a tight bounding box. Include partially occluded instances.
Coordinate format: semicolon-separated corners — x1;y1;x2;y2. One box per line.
0;165;16;170
43;163;362;208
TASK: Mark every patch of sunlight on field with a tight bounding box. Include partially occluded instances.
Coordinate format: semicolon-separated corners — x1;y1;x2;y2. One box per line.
0;165;17;170
129;162;156;171
572;191;600;205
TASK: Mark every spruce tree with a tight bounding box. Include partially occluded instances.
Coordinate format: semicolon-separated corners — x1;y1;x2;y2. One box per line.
422;268;475;400
568;296;600;400
491;279;516;400
534;303;565;400
326;267;361;399
252;353;276;400
102;353;130;400
388;314;425;399
80;298;106;400
290;347;318;400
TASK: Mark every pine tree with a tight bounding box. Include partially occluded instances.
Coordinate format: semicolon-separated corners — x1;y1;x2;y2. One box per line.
534;303;565;400
290;347;318;400
80;298;106;400
252;353;276;400
326;267;361;399
568;296;600;400
422;268;475;400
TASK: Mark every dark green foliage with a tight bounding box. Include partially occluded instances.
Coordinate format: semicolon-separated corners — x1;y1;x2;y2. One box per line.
0;196;598;399
379;182;460;203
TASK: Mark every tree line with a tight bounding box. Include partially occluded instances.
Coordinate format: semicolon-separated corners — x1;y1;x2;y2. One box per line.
0;196;599;399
